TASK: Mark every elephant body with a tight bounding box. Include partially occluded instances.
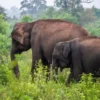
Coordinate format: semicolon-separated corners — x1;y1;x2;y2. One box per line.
52;36;100;85
10;19;88;78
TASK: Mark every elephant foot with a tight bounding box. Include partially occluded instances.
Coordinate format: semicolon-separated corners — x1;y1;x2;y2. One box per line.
13;66;20;79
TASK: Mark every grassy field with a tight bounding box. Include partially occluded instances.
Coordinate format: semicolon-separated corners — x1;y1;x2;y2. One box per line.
0;50;100;100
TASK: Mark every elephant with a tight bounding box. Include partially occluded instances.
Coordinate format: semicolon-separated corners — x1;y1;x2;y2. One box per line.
52;36;100;85
10;19;89;78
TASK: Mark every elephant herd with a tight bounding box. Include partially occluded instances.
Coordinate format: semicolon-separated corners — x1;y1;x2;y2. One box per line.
10;19;100;85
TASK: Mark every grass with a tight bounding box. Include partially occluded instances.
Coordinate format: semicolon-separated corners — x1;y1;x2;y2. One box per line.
0;50;100;100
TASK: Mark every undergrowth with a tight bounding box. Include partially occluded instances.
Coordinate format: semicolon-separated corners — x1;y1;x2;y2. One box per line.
0;54;100;100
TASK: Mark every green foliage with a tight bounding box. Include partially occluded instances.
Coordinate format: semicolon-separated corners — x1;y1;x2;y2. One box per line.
0;56;100;100
0;6;7;19
54;0;92;17
39;10;78;24
20;15;34;22
0;9;100;100
79;8;96;25
0;14;10;35
20;0;47;16
0;34;10;54
0;63;12;85
84;20;100;36
53;11;78;24
92;7;100;18
0;14;11;64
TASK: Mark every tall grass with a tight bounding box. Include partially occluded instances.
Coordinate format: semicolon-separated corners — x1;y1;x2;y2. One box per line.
0;51;100;100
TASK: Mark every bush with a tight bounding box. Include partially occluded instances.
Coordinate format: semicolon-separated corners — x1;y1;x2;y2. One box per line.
0;13;100;100
0;59;100;100
20;15;34;22
84;20;100;36
0;34;11;63
0;14;9;35
39;10;78;24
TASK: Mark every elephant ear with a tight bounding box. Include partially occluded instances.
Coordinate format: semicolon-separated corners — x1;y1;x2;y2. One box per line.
11;22;32;45
62;43;70;58
12;28;24;45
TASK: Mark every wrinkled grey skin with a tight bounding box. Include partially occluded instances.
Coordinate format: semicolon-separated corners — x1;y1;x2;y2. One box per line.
10;19;89;78
52;36;100;85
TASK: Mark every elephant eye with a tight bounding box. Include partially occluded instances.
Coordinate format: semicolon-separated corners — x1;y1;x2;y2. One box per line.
13;39;19;45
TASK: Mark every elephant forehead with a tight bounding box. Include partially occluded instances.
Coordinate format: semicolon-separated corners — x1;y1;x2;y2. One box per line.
53;48;61;56
12;28;24;36
14;22;26;28
17;28;24;35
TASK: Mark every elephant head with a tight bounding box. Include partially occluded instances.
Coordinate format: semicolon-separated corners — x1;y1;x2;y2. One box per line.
52;39;84;84
52;42;72;70
10;22;33;77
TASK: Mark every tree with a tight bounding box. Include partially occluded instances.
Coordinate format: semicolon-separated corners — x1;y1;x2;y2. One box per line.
20;0;47;16
84;20;100;36
0;6;7;19
0;14;10;64
0;15;9;35
40;6;55;19
39;9;78;24
20;15;33;22
6;6;20;19
92;6;100;19
54;0;93;16
79;8;96;25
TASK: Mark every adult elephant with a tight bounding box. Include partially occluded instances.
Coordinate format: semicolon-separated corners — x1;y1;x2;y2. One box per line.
10;19;89;78
52;36;100;85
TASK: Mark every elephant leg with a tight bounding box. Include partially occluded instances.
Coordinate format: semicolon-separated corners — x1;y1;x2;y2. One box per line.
53;67;59;83
31;55;43;80
66;70;81;86
13;65;20;78
66;72;74;86
71;41;83;82
42;56;50;80
31;44;43;80
46;66;50;81
60;67;63;72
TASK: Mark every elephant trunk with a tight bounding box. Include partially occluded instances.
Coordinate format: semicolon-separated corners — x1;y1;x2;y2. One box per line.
52;58;57;70
52;60;58;82
10;49;19;78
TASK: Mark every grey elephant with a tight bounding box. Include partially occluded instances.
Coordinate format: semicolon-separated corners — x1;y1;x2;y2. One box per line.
10;19;89;78
52;36;100;85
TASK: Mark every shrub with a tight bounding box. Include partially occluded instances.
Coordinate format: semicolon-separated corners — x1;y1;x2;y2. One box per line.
20;15;34;22
0;59;100;100
0;14;9;35
39;11;78;24
84;20;100;36
0;34;11;63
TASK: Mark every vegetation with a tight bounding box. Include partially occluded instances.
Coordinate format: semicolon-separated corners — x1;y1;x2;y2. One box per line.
20;0;47;16
0;6;7;19
0;15;10;35
84;20;100;36
20;15;34;22
0;15;10;64
0;58;100;100
39;9;78;24
0;0;100;99
0;14;100;99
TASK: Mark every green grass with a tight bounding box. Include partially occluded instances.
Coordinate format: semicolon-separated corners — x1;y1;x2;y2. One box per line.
0;50;100;100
